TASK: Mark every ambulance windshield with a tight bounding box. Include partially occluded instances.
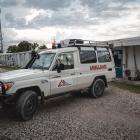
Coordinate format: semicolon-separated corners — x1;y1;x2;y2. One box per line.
30;53;55;70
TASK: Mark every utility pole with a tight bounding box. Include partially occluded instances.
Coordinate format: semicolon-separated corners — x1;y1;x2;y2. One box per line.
0;8;3;53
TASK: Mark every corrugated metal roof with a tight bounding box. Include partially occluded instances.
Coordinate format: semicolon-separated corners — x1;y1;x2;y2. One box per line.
108;36;140;47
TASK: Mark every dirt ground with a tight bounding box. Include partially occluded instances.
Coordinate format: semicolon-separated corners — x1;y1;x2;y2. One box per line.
0;84;140;140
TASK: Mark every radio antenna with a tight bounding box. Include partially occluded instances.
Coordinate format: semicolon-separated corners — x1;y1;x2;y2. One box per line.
0;8;3;53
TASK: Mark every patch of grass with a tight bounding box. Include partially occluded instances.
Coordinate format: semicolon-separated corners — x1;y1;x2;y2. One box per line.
0;65;19;71
112;82;140;94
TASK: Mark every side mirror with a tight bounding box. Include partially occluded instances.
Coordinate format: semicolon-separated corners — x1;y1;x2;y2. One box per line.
57;63;64;73
57;66;61;73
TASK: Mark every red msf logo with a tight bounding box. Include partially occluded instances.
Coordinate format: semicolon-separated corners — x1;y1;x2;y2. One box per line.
90;65;107;71
58;80;71;87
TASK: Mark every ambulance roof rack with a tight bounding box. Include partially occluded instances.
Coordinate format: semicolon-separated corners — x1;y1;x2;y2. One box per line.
60;39;109;48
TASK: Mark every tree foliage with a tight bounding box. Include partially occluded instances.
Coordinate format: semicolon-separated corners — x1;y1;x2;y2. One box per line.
7;41;48;53
18;41;32;52
39;44;47;50
7;45;18;53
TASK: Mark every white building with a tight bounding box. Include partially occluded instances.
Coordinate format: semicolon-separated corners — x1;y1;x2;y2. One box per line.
108;36;140;80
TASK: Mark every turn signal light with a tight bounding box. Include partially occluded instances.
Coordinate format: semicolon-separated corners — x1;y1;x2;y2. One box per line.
4;82;14;91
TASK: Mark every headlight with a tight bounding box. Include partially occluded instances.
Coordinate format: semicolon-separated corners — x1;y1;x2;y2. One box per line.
0;82;14;94
3;82;14;91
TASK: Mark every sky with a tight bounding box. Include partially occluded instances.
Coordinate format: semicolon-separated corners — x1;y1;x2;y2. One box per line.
1;0;140;48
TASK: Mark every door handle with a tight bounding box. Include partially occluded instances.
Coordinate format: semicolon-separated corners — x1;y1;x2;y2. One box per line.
108;68;112;71
52;75;61;78
71;73;75;75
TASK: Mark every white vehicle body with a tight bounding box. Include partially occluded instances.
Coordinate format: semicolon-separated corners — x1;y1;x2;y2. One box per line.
0;47;115;97
0;42;116;121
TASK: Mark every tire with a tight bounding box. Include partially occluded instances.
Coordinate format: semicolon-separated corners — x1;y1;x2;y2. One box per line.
90;79;105;98
16;90;38;121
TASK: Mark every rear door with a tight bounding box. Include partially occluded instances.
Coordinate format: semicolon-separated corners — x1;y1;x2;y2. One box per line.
96;47;115;81
50;52;77;95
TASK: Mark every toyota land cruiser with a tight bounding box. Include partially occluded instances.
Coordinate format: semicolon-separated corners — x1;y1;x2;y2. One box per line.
0;39;115;121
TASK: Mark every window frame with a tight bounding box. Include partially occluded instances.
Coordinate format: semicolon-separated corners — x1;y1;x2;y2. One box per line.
52;51;75;71
97;47;112;63
79;47;97;64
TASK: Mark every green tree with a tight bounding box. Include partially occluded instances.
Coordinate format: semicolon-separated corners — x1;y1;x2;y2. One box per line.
7;41;45;53
39;44;47;50
18;41;32;52
7;45;18;53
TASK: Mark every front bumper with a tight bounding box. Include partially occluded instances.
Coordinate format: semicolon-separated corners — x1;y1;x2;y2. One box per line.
0;94;16;105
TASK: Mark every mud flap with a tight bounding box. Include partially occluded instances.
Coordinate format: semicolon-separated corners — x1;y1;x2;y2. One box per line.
0;103;3;109
0;96;4;108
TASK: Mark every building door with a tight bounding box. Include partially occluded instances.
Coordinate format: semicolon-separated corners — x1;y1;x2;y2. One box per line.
113;49;123;78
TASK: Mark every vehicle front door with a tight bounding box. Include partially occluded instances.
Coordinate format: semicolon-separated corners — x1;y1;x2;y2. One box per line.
50;52;76;95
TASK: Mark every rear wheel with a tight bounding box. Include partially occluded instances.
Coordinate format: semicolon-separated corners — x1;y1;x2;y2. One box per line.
16;90;38;121
90;79;105;98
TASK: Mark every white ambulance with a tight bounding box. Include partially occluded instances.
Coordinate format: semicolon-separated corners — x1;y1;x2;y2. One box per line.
0;39;115;121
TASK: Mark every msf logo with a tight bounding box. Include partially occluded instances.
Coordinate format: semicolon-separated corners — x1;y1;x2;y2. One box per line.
58;80;71;87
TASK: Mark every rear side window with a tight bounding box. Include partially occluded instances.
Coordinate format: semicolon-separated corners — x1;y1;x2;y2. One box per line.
97;48;111;63
80;47;97;63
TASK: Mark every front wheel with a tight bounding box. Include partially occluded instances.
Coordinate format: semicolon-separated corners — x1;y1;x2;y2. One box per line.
90;79;105;98
16;90;38;121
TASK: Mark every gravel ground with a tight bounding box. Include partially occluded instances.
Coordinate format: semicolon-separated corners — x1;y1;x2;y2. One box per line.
0;85;140;140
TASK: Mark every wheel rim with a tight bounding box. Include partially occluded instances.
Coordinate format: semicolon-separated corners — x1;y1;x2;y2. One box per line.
94;81;104;96
24;95;37;118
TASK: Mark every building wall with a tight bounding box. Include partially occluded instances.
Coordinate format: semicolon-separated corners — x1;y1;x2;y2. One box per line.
135;46;140;70
123;46;140;78
127;47;135;69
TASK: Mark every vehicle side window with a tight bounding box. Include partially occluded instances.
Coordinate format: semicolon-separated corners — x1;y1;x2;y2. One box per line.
80;47;97;63
57;52;74;70
97;48;111;63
